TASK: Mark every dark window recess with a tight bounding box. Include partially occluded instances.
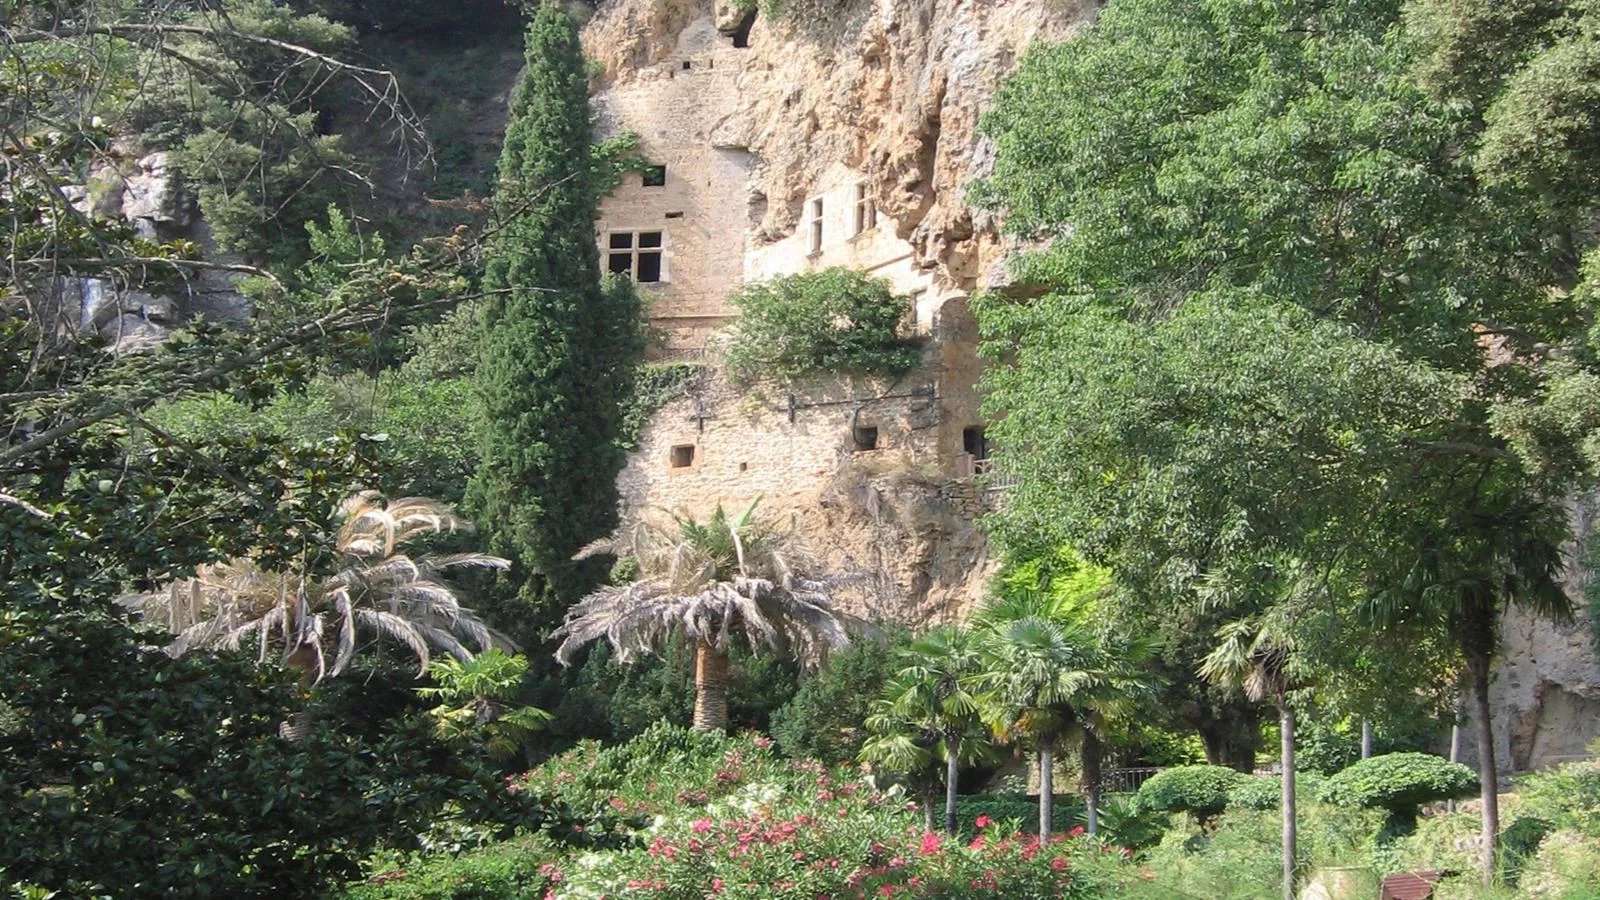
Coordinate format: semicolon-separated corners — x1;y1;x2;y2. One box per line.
609;233;633;249
638;232;663;248
853;426;879;452
670;444;696;468
608;253;633;275
642;165;667;187
963;426;988;460
681;60;692;71
665;211;685;219
732;9;756;48
636;250;662;283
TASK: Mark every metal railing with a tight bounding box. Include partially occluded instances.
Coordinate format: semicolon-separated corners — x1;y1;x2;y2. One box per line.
1099;766;1164;795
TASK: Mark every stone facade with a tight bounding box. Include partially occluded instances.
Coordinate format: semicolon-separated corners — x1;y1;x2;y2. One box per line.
583;0;1073;618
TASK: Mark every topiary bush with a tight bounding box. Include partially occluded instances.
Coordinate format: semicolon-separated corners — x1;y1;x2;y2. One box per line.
1318;752;1478;835
725;268;921;384
1226;772;1325;811
1134;766;1247;819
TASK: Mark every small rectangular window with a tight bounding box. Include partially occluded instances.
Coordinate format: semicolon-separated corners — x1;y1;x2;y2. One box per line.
808;198;824;254
642;165;667;187
904;288;926;336
853;425;879;452
670;444;696;468
852;182;876;236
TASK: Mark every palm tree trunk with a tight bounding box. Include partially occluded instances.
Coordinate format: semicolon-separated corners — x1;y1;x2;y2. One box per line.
923;783;937;833
1468;648;1499;888
945;734;961;835
1082;730;1103;837
692;640;730;732
1360;718;1372;759
1278;691;1297;900
1448;694;1463;814
1038;745;1054;839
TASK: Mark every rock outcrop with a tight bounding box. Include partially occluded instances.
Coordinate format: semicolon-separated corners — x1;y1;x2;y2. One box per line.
583;0;1093;297
54;149;250;353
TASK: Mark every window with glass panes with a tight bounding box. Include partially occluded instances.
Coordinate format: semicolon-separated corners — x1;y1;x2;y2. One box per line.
606;231;663;282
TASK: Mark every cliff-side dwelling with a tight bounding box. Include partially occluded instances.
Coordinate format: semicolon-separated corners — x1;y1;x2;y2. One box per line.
583;0;1091;624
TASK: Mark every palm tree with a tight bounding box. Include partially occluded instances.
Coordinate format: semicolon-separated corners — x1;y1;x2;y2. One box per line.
552;499;856;732
1365;499;1571;887
975;591;1155;838
873;627;986;834
1201;616;1297;900
861;685;996;833
122;492;511;682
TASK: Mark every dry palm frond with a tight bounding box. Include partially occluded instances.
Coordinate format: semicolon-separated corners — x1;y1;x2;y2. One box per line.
120;492;510;682
554;499;861;667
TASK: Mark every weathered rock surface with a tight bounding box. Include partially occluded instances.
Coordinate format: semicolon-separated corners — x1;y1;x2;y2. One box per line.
58;150;249;353
583;0;1093;296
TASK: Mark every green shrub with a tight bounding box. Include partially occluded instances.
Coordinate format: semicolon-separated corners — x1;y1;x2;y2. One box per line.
1135;765;1248;819
1502;815;1558;887
725;268;921;384
341;834;561;900
933;792;1087;837
1520;757;1600;837
1319;752;1478;834
1520;829;1600;898
1226;772;1325;811
771;636;900;765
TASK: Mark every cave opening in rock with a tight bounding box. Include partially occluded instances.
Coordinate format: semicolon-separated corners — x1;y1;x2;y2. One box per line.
732;9;756;48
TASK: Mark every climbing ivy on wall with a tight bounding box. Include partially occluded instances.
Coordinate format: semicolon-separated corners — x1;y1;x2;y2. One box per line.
724;267;921;385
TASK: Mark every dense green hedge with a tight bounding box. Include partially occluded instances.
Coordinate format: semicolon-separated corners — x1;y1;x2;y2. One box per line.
1318;752;1478;814
1134;765;1247;818
1226;772;1326;811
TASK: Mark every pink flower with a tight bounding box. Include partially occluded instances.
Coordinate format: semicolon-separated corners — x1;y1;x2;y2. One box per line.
1068;825;1086;838
1051;856;1069;871
920;832;942;855
691;818;713;834
711;878;725;893
975;815;993;829
818;790;835;802
837;806;850;818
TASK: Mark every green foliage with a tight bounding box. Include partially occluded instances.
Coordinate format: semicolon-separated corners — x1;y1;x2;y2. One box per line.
1319;752;1478;830
725;267;921;384
286;0;523;37
1225;773;1325;811
420;650;551;762
1502;815;1558;887
934;792;1088;837
1519;757;1600;837
341;834;563;900
467;2;644;639
621;362;703;450
1134;765;1247;819
0;611;552;897
1095;795;1170;850
772;636;899;765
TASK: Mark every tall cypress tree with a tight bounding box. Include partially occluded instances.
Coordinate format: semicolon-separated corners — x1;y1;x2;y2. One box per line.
468;0;642;643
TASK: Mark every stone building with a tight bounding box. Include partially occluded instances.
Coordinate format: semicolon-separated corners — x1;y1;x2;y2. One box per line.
581;0;1077;618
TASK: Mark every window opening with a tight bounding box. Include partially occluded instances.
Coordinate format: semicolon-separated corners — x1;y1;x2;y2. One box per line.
963;426;988;460
665;210;685;219
681;60;692;71
606;231;664;283
670;444;696;468
732;9;757;47
852;182;876;236
905;288;926;336
853;425;879;452
642;165;667;187
808;198;824;254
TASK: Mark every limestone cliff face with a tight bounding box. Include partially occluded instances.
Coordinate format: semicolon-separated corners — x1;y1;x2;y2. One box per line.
582;0;1093;296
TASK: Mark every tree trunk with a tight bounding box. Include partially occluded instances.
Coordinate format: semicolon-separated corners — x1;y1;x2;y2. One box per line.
692;640;730;732
1278;692;1297;900
1360;718;1373;760
945;735;961;835
1196;711;1262;772
923;783;937;833
1448;695;1463;814
1082;730;1103;837
1038;745;1054;839
1468;648;1499;888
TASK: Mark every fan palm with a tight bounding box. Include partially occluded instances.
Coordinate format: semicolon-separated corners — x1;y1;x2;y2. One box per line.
552;498;857;732
975;590;1155;838
1364;498;1571;887
861;682;997;833
872;627;986;834
1201;615;1299;900
121;492;511;682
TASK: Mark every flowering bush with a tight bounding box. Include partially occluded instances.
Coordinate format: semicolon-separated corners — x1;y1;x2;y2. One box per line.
349;726;1137;898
